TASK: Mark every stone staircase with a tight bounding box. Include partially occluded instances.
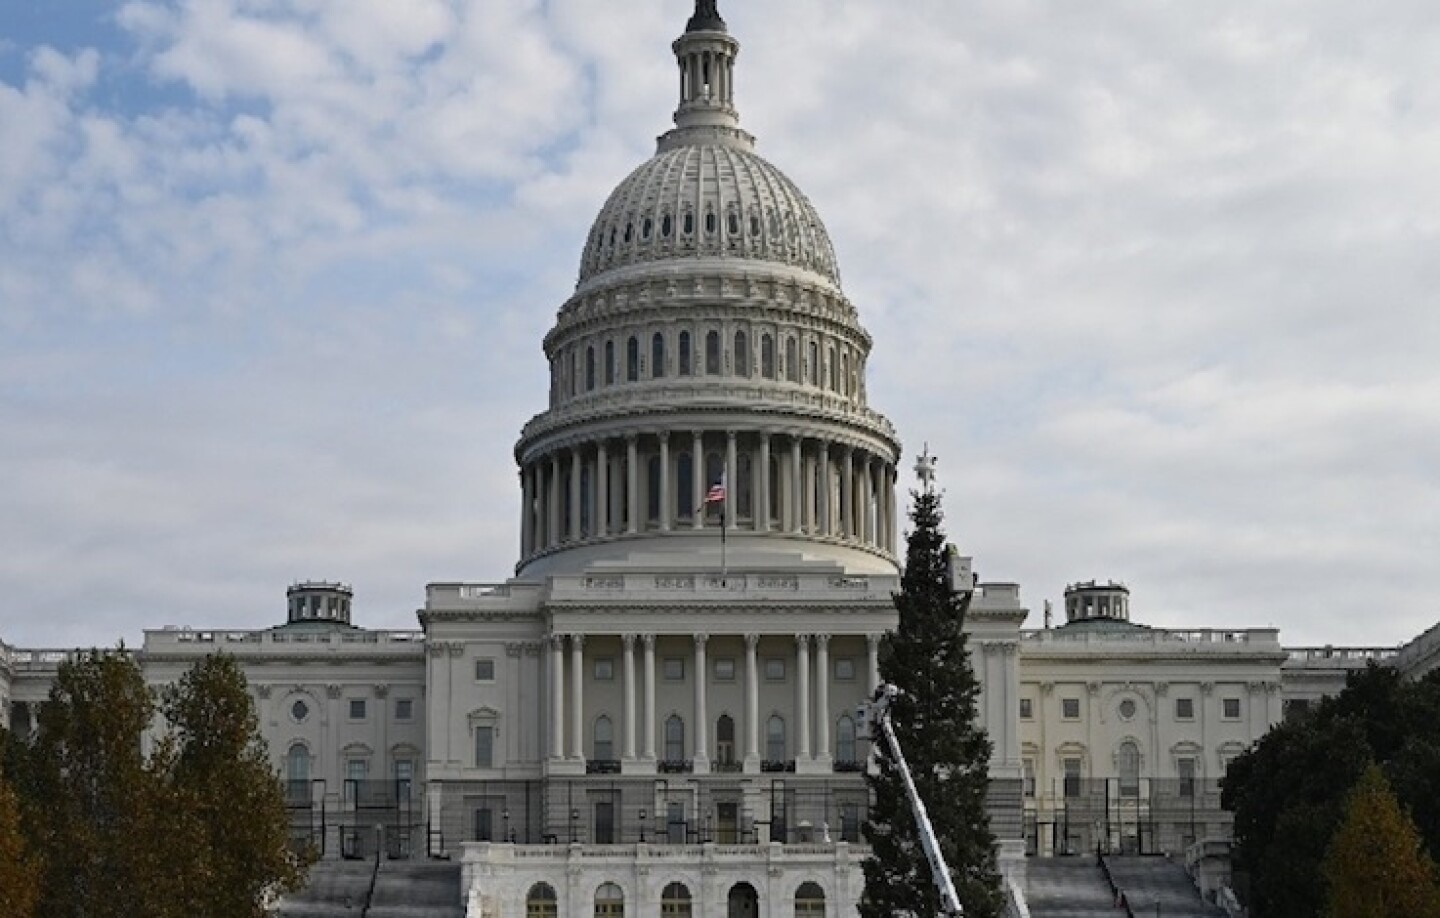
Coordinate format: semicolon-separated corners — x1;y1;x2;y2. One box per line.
272;860;463;918
1024;857;1118;918
1104;856;1224;917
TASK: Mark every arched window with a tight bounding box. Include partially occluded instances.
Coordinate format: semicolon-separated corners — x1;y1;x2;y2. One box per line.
595;883;624;918
785;336;798;382
716;715;736;767
568;349;577;396
626;336;639;382
647;455;661;524
1119;740;1141;797
664;716;685;763
734;330;749;377
794;881;825;917
286;742;309;801
661;882;692;918
705;330;721;375
594;716;614;762
652;332;666;379
678;331;692;376
807;341;818;385
677;451;695;520
662;213;673;238
841;351;850;395
836;715;857;764
761;334;775;378
527;883;558;918
604;340;615;386
767;715;786;763
585;346;596;391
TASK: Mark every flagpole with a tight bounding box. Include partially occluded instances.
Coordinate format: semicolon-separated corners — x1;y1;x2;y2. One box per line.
721;505;728;583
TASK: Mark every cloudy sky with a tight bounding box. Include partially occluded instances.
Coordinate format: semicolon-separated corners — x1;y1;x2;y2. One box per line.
1;0;1436;650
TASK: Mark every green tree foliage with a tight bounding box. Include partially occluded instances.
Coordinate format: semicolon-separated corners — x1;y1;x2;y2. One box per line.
162;653;310;917
861;486;1003;918
1322;764;1440;918
1223;665;1440;917
0;759;41;918
9;649;308;917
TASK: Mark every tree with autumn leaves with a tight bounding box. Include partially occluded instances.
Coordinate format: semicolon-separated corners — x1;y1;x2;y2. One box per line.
1322;763;1440;918
2;649;308;917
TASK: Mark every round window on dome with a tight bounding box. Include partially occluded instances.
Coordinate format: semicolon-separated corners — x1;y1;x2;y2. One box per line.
1118;699;1137;720
292;699;310;722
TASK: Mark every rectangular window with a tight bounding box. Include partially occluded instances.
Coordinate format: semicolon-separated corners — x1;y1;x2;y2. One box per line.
395;759;414;798
1176;697;1195;719
1063;757;1082;798
666;801;686;845
1023;758;1036;798
834;658;856;681
475;725;494;768
1223;698;1242;719
1019;698;1032;719
1061;698;1080;719
1178;757;1196;798
663;658;685;681
345;758;368;804
839;802;861;843
765;658;786;681
349;699;367;720
714;658;736;681
1284;698;1311;721
594;658;614;681
395;698;413;721
475;658;495;681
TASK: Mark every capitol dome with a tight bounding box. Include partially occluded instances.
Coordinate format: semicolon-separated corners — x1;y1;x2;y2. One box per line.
513;1;902;579
577;144;842;292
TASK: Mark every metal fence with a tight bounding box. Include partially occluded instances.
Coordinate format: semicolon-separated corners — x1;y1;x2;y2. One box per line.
1024;778;1232;857
285;779;423;860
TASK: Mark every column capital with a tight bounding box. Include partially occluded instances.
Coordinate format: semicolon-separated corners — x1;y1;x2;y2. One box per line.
726;429;738;442
657;429;670;443
571;634;586;651
744;633;760;649
693;633;709;648
795;634;812;649
758;429;771;443
622;633;637;649
866;633;882;650
814;633;830;649
625;432;639;445
548;633;565;650
641;633;656;649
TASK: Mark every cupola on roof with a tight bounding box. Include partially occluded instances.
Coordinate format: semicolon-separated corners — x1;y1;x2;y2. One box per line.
576;1;842;292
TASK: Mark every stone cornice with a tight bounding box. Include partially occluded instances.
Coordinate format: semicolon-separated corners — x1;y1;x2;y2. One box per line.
142;651;425;666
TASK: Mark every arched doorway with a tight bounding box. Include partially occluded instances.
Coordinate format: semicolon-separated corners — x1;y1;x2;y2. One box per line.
794;881;825;916
727;882;759;918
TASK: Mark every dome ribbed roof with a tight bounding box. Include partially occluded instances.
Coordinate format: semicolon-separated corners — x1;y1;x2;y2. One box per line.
576;144;841;290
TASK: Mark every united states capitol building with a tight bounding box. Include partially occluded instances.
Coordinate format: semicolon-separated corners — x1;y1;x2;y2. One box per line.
3;5;1437;916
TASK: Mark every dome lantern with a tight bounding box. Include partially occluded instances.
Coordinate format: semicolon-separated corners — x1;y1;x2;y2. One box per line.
661;1;753;153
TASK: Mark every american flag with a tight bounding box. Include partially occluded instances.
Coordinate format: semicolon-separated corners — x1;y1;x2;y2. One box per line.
705;472;726;504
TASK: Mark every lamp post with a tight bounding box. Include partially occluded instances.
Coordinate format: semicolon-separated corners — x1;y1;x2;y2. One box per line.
570;808;579;843
639;808;647;843
503;808;511;843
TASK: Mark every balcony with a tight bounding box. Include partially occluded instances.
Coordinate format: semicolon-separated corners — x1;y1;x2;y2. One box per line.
657;759;694;774
586;759;622;775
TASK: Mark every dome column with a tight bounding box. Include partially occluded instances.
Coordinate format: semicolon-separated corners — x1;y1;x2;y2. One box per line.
691;430;705;529
861;454;875;546
757;432;771;532
841;446;855;539
626;435;639;535
569;448;582;542
659;432;673;532
548;455;562;548
520;465;534;559
789;437;803;534
818;443;832;536
725;430;738;530
596;440;610;537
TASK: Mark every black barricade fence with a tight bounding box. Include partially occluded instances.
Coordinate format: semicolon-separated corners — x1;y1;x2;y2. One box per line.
1023;777;1232;856
430;777;872;850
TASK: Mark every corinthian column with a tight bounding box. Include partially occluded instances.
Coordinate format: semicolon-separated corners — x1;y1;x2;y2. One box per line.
596;440;610;537
815;634;831;765
790;437;803;534
550;635;565;759
626;435;639;535
622;634;637;761
693;634;709;769
758;432;771;532
642;634;657;760
569;635;585;759
817;444;831;535
691;430;704;529
744;633;760;768
725;430;738;530
796;635;812;761
659;432;672;532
